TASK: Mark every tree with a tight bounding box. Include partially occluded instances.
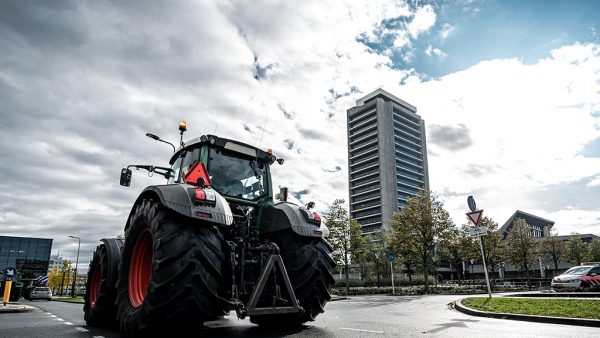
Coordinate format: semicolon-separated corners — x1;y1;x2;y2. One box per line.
437;226;471;281
388;225;420;283
478;217;503;278
537;229;566;274
502;218;537;287
564;234;587;266
584;239;600;262
324;199;365;292
389;191;454;291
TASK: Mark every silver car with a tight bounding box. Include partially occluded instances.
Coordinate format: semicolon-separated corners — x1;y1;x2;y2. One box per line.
30;287;52;301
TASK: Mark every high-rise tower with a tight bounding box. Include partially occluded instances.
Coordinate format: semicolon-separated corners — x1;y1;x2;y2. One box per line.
347;89;429;234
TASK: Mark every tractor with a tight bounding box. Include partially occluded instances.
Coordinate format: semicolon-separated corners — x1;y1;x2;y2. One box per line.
83;122;335;336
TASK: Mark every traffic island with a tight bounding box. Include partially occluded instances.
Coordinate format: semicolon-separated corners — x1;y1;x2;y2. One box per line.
450;297;600;327
0;302;37;313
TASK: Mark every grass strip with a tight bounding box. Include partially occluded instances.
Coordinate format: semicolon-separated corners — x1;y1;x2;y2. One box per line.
462;297;600;320
54;297;84;303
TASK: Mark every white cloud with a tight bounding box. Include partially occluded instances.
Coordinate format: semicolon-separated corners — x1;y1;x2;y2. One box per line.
440;23;454;39
1;1;600;268
425;44;448;58
407;4;437;38
588;176;600;187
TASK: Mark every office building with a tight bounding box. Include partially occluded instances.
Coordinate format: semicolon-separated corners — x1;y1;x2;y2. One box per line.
347;89;429;234
0;235;53;280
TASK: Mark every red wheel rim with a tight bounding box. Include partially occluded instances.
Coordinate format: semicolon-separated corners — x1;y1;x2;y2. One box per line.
89;264;101;309
128;229;153;308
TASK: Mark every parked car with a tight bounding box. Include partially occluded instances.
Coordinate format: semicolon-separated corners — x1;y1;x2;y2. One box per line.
551;264;600;288
29;287;52;301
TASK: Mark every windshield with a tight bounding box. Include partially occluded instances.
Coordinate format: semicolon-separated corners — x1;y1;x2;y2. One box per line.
208;147;269;201
563;266;591;275
168;147;201;184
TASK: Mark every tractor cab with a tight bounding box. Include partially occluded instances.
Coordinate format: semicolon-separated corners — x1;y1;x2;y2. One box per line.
167;134;279;205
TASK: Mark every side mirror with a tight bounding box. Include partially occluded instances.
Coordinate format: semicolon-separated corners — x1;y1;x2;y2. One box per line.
120;168;132;187
306;201;315;210
276;187;288;201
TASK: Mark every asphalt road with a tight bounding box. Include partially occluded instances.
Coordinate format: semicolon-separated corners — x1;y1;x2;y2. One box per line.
1;295;598;337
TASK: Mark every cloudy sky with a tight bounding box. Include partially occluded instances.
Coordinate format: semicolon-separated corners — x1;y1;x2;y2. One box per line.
1;0;600;272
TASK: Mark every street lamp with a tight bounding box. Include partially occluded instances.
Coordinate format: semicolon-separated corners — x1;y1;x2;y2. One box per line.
68;236;80;297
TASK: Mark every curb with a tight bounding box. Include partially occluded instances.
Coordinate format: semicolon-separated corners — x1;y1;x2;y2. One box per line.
0;303;37;314
452;298;600;327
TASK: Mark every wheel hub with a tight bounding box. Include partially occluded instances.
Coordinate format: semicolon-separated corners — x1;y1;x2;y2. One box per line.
128;229;153;308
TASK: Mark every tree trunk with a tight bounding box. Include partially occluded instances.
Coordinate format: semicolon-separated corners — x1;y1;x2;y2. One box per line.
423;253;429;292
375;258;380;288
525;262;531;289
344;255;350;293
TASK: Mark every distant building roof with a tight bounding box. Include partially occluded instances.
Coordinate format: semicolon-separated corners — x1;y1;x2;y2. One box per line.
555;233;600;243
499;210;555;239
355;88;417;111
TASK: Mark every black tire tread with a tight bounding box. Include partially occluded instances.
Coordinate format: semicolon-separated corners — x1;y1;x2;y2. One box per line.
116;199;225;336
83;244;119;328
251;230;336;326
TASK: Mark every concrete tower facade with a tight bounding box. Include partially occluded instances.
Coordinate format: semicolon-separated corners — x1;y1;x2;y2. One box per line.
347;89;429;234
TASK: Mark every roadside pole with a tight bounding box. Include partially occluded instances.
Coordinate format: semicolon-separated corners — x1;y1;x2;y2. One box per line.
3;268;16;305
388;252;396;295
477;236;492;298
466;196;492;298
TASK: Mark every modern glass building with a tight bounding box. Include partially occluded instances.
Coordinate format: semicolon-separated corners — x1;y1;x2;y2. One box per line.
347;89;429;234
0;235;53;280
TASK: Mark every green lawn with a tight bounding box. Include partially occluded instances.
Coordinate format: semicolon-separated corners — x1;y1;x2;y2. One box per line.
462;297;600;320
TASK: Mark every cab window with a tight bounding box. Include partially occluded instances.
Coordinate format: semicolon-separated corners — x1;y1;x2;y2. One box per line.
208;147;268;201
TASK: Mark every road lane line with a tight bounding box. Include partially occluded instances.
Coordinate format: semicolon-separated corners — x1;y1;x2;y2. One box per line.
45;312;52;315
50;315;57;318
339;327;384;334
93;336;106;338
75;327;89;332
64;322;73;325
56;318;64;321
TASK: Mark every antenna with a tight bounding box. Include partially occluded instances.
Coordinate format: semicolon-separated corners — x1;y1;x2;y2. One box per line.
258;114;268;147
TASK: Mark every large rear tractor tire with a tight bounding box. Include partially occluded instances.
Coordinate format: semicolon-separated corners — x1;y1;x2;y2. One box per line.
250;230;336;326
116;199;226;336
84;243;119;328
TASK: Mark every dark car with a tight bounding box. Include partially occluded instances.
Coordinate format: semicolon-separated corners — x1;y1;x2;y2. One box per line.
29;287;52;301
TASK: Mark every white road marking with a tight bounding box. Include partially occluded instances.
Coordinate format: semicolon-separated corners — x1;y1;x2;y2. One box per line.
75;327;89;332
93;336;106;338
50;315;57;318
339;327;384;334
45;312;52;315
56;318;64;321
64;322;73;325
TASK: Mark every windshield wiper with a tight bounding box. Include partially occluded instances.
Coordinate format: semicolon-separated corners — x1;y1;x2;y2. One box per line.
249;160;260;179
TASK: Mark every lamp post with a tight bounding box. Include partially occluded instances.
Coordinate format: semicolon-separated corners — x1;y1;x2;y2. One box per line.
68;236;80;297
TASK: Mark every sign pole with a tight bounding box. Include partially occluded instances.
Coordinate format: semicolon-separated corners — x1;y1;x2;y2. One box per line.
478;236;492;298
391;260;395;295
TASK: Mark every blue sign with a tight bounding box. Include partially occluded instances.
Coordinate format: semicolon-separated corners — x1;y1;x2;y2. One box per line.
387;252;395;262
4;267;16;281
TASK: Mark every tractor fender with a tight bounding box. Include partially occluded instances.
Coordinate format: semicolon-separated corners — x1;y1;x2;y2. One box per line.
99;238;124;288
260;202;323;237
124;185;233;233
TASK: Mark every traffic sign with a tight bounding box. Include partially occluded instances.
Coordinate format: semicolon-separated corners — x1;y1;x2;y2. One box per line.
469;226;488;237
4;268;16;281
387;252;395;262
467;195;477;212
466;210;483;226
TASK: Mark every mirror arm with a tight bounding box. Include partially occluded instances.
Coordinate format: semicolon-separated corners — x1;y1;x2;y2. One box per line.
127;165;175;180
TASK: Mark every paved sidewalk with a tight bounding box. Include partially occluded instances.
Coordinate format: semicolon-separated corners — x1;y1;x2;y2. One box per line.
0;302;37;313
